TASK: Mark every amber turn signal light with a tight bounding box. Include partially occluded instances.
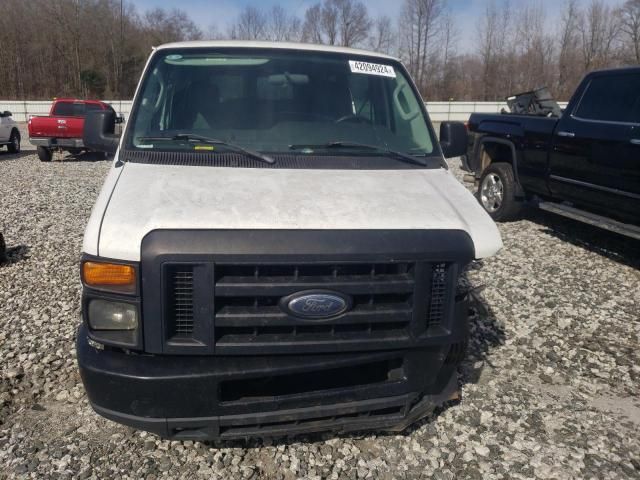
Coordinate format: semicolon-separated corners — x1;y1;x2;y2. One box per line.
82;261;136;293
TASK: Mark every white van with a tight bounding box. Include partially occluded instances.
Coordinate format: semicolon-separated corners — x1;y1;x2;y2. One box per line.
77;41;502;440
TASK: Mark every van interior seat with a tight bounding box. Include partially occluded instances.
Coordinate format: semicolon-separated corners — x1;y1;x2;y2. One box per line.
173;81;220;130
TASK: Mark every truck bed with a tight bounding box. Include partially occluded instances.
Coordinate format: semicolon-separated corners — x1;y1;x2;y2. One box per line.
465;112;558;175
467;112;558;138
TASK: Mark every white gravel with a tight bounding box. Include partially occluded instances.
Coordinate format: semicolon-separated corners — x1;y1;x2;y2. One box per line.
1;147;639;479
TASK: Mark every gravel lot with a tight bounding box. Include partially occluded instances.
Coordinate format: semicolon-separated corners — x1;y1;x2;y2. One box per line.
1;144;639;480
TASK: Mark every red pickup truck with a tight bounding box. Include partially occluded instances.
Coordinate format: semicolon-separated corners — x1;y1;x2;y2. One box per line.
28;99;119;161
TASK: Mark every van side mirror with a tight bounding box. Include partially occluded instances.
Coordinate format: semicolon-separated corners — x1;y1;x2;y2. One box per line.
84;110;120;154
439;121;468;159
1;111;11;117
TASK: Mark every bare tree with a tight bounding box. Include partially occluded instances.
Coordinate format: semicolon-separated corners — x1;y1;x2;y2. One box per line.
557;0;581;98
302;4;324;44
206;24;224;40
42;0;85;94
331;0;371;47
512;2;555;91
229;6;268;41
143;8;203;44
0;0;205;100
2;0;640;103
438;9;459;99
321;1;339;45
578;0;621;70
267;5;302;42
369;16;395;54
300;0;370;47
620;0;640;62
399;0;445;93
477;1;500;100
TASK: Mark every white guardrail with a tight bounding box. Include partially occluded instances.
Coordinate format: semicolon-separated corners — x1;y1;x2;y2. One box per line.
0;100;568;123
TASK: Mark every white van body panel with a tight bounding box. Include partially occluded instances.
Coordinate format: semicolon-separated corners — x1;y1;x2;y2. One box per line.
82;154;126;256
94;163;502;262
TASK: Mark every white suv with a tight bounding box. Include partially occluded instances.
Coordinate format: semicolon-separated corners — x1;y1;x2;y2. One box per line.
0;110;20;153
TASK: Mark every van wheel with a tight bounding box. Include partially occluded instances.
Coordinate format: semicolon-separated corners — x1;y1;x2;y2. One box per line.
37;146;52;162
7;130;20;153
477;163;522;221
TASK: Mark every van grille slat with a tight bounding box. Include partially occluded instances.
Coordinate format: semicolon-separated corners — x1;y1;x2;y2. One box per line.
215;274;415;296
215;305;412;327
218;404;406;438
168;267;195;338
427;263;448;328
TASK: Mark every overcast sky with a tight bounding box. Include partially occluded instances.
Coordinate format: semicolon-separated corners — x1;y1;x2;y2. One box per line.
132;0;624;52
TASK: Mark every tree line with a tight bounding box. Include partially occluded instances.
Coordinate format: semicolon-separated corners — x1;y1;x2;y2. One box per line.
1;0;638;102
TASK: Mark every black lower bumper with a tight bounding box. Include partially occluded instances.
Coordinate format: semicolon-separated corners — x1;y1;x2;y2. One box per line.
77;325;461;440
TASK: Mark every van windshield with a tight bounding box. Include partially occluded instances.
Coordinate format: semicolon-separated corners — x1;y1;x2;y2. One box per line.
128;48;435;159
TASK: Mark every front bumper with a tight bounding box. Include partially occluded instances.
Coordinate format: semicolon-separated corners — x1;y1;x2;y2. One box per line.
77;325;462;440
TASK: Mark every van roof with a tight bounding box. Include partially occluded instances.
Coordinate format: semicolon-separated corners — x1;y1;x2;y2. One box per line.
155;40;399;62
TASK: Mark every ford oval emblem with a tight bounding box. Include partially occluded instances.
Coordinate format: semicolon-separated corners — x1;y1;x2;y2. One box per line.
281;290;352;320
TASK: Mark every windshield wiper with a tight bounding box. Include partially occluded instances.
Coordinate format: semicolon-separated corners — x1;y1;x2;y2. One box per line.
138;134;275;164
289;141;427;166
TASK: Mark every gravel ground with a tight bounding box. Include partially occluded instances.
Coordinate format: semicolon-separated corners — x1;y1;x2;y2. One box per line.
1;146;639;480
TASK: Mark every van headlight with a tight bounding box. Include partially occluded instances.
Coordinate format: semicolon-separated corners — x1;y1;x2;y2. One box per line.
88;299;138;331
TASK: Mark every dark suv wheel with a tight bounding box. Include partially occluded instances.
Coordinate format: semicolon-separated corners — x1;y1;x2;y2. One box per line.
477;163;523;221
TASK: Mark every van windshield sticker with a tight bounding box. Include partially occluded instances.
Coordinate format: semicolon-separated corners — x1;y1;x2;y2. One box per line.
349;60;396;78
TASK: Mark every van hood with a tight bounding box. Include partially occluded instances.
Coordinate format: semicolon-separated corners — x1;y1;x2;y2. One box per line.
95;162;502;261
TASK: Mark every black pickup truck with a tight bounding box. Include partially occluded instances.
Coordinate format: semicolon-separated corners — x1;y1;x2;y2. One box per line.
464;67;640;240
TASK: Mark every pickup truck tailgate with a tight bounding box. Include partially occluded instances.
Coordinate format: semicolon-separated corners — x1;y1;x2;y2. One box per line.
28;116;84;139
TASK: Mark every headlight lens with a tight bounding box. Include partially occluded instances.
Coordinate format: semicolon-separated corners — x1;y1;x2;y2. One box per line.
88;299;138;330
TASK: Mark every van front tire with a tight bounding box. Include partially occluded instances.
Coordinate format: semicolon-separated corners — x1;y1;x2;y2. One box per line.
477;163;522;221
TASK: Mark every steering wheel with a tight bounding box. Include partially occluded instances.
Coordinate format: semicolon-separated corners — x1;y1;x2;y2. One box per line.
334;114;373;125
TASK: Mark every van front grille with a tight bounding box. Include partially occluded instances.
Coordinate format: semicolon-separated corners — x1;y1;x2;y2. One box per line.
213;262;415;351
161;259;455;353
